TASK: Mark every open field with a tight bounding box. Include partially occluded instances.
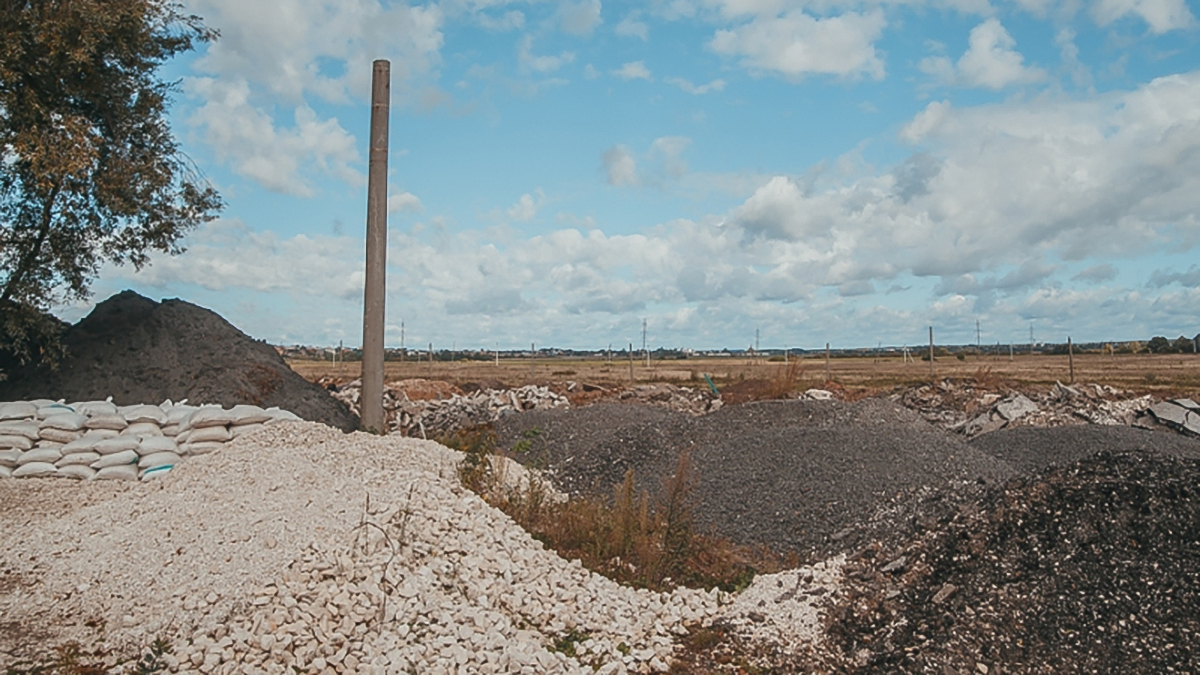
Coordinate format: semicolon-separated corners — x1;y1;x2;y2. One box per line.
288;352;1200;398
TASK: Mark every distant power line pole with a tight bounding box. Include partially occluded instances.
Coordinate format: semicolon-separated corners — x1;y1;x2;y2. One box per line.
642;318;649;368
929;326;935;379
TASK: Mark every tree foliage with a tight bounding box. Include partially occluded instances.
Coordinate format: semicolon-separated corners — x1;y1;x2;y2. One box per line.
0;0;221;372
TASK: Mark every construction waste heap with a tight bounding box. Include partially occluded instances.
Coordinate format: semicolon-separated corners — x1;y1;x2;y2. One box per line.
2;291;1199;673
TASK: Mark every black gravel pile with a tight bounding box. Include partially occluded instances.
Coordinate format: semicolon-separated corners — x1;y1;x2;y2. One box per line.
498;398;1015;558
0;291;357;431
819;450;1200;674
970;424;1200;474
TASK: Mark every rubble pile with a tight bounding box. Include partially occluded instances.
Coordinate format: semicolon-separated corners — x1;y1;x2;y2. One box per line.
615;383;722;416
331;381;569;438
895;380;1161;437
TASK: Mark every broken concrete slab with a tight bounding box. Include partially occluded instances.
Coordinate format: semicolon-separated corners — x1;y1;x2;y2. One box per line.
995;394;1038;421
1172;398;1200;411
1185;410;1200;437
1149;402;1190;428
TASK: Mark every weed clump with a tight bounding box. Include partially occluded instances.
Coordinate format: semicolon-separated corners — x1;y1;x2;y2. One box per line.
444;428;776;592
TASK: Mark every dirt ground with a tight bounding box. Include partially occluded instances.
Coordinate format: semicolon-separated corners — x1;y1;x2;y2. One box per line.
289;352;1200;399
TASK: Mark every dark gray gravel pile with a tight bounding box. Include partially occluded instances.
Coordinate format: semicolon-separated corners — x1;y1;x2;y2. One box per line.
819;450;1200;674
498;398;1016;559
0;291;357;431
970;424;1200;473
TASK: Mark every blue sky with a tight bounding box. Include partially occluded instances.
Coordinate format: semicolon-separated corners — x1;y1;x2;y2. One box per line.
65;0;1200;351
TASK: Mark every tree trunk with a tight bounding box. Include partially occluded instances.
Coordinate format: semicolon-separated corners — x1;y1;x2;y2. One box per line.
1;184;59;305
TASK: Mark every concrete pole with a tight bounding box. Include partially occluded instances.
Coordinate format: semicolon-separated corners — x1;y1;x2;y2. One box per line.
824;343;830;383
360;60;390;433
929;327;935;380
1068;336;1075;384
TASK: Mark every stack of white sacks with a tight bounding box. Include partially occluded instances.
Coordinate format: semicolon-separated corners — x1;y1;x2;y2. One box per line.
0;400;301;482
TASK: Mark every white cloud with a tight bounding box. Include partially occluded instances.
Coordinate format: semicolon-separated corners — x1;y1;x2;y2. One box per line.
920;19;1045;89
505;190;546;222
186;77;361;197
1091;0;1196;33
476;10;525;31
665;77;727;94
709;10;886;81
602;145;639;186
388;192;423;214
650;136;692;178
615;12;649;39
186;0;444;105
117;219;365;299
559;0;603;36
583;64;601;79
518;34;576;72
724;70;1200;289
613;61;653;80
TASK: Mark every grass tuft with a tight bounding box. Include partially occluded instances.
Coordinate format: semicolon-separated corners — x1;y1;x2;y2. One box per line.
444;428;783;592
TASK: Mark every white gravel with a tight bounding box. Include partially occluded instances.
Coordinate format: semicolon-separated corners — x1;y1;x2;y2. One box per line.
0;421;841;673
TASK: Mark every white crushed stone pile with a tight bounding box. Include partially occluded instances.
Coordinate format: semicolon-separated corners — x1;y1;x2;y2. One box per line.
0;421;842;674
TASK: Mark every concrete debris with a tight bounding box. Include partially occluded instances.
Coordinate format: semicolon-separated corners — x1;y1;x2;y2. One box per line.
994;394;1037;421
801;389;836;401
897;381;1163;439
331;382;570;438
616;383;722;416
1148;400;1200;437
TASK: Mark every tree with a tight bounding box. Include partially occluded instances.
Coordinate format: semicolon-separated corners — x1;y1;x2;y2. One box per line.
1147;336;1172;354
0;0;221;374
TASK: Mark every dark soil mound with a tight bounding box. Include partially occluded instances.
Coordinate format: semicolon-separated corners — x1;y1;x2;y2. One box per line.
0;291;356;431
498;398;1015;559
821;450;1200;674
970;424;1200;474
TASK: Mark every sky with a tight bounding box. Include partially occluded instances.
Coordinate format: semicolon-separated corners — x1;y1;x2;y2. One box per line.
60;0;1200;351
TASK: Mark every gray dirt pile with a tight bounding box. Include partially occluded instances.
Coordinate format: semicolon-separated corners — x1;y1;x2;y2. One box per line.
0;291;355;431
498;398;1016;559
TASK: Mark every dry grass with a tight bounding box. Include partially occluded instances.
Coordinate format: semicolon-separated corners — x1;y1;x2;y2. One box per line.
445;427;783;592
291;352;1200;399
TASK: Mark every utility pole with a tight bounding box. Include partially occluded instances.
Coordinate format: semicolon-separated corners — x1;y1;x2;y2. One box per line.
360;59;390;434
642;319;648;368
628;342;634;382
427;343;433;378
399;320;405;362
1068;336;1075;384
929;327;935;379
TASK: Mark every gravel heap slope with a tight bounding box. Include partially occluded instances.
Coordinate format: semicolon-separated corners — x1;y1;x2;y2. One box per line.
0;421;842;674
498;398;1016;559
819;450;1200;674
969;423;1200;474
0;291;355;431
